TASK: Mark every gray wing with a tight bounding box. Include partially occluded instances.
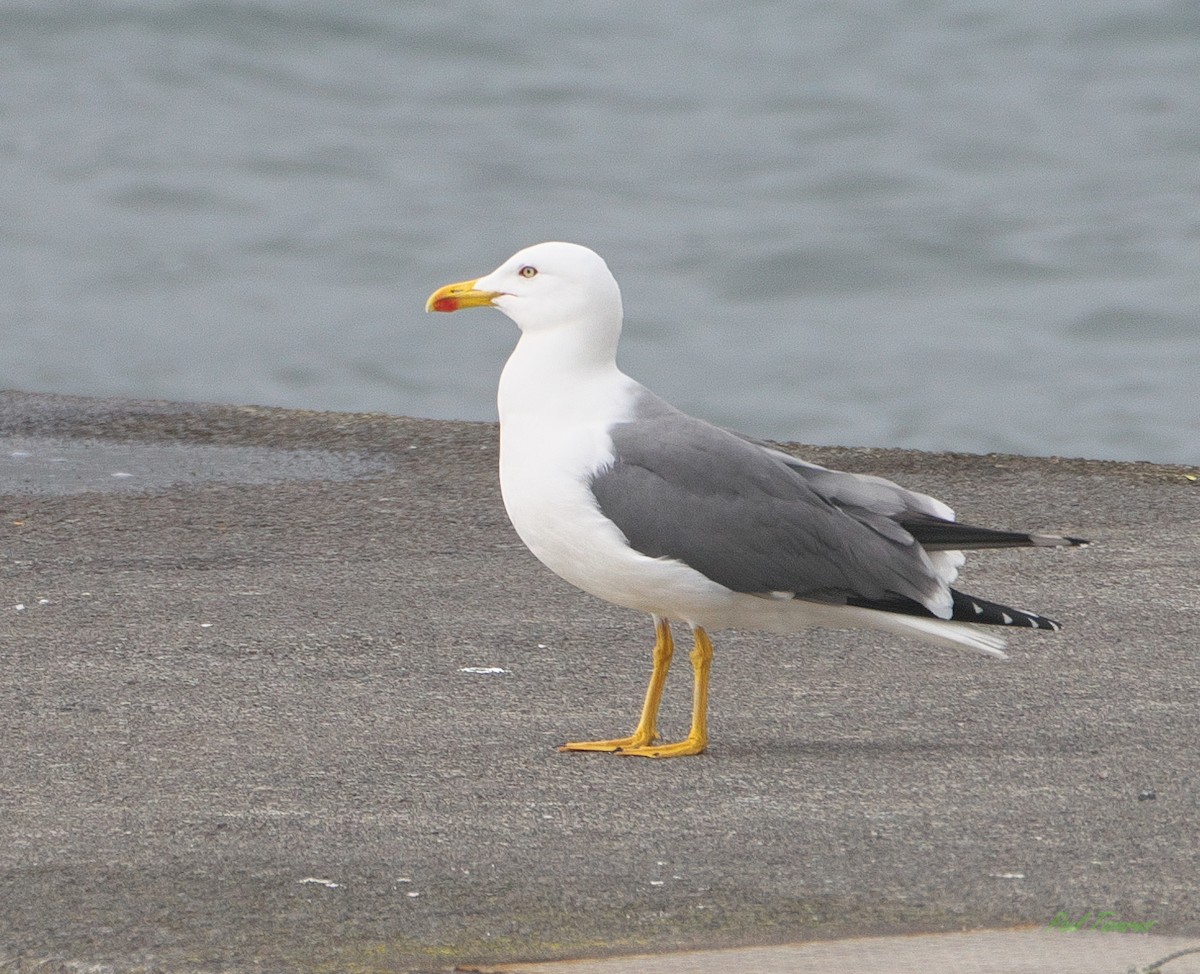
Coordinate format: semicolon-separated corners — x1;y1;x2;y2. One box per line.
754;439;1085;551
589;393;949;613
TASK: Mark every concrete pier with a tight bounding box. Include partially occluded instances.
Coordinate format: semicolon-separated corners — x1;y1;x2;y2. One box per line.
2;391;1196;973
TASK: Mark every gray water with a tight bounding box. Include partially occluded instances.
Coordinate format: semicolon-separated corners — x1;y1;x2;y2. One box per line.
1;435;392;495
3;0;1198;463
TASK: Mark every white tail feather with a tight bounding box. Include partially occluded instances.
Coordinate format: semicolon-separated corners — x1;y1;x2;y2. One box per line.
882;615;1010;659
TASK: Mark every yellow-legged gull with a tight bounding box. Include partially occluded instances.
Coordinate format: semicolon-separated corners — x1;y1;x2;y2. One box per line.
427;241;1086;758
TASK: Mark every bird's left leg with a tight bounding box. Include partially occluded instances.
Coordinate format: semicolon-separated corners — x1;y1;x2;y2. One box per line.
559;616;674;752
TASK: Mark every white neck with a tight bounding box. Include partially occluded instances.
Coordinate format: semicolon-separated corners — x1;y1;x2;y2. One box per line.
498;326;623;424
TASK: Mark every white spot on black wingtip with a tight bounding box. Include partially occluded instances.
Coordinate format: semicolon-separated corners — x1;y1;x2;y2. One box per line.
972;601;984;615
1032;533;1091;548
1014;607;1059;630
1002;612;1014;624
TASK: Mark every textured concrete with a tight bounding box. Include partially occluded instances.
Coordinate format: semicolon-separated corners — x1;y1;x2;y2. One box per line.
1;390;1197;973
497;929;1200;974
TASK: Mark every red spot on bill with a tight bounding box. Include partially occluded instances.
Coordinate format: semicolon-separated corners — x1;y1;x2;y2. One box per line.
430;295;460;313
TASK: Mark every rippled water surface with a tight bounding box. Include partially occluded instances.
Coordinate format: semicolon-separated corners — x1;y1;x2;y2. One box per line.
3;0;1198;462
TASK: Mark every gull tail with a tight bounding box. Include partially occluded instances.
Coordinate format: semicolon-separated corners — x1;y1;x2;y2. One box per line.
844;609;1011;659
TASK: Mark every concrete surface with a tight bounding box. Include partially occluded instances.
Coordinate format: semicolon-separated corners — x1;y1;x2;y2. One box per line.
1;390;1197;974
496;929;1200;974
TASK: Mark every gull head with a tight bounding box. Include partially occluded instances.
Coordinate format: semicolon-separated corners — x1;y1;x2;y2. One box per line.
426;242;623;342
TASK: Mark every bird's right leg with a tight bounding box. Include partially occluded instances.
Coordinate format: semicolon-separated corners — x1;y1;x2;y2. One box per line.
559;616;674;752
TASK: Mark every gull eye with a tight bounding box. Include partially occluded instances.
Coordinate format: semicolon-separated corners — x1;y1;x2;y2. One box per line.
518;265;538;279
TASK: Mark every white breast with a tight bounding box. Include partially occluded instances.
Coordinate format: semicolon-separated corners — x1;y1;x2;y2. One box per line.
497;344;734;622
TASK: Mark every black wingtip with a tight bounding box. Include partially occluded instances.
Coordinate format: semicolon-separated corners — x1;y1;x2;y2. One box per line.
846;589;1065;631
902;517;1092;552
953;590;1062;630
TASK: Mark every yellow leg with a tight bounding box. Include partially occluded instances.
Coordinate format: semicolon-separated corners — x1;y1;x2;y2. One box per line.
616;626;712;759
559;617;674;753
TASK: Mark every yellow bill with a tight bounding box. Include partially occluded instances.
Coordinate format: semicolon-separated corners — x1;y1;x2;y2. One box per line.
425;278;502;313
